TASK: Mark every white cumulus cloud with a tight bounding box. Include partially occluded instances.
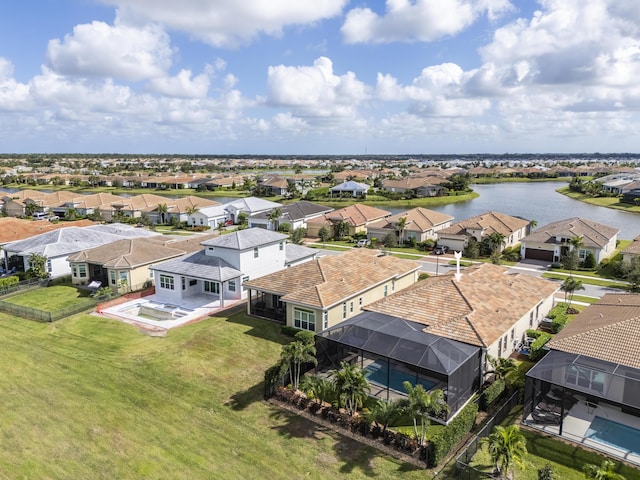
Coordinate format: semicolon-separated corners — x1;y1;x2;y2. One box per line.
46;16;173;81
342;0;513;44
105;0;347;47
147;68;212;98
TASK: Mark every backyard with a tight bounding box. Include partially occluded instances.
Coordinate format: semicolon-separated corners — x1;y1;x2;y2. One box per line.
0;307;428;479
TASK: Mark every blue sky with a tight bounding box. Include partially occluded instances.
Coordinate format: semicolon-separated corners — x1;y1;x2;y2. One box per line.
1;0;639;155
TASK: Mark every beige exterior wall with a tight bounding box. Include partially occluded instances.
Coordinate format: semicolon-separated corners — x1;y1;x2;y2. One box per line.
285;270;418;332
4;200;26;217
70;261;90;285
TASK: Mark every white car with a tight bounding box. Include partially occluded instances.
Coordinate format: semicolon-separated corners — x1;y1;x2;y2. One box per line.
355;239;370;248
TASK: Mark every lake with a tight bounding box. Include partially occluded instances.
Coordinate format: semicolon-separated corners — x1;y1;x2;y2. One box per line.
385;182;640;240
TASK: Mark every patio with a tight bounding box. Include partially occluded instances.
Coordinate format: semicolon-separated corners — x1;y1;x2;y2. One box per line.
100;293;241;330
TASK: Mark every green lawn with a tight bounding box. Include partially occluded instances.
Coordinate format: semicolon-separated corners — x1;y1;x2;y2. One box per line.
0;308;426;479
557;187;640;214
542;272;629;289
469;408;640;480
4;284;95;311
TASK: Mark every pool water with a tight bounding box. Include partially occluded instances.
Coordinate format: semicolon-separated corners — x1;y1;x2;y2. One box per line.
585;417;640;455
365;362;436;393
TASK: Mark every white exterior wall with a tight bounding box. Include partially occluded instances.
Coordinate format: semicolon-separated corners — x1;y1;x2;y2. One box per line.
486;293;556;360
437;234;467;252
598;235;618;263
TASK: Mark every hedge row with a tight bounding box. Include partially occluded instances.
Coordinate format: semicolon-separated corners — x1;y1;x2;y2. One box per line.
427;401;479;467
479;379;505;411
0;275;20;290
529;332;553;361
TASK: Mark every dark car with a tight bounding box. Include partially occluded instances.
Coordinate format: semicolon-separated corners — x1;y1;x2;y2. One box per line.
433;245;449;255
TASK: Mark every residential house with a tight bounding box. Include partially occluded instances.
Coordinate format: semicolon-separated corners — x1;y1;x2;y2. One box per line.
248;201;333;231
3;224;158;278
187;204;229;229
306;203;391;237
366;207;454;243
224;197;282;223
67;233;219;291
259;176;289;196
149;228;316;308
144;196;220;224
2;190;47;217
107;193;171;220
57;192;126;218
436;211;530;252
381;177;446;197
519;217;619;263
243;248;420;328
329;180;369;198
621;236;640;263
524;294;640;466
316;263;558;422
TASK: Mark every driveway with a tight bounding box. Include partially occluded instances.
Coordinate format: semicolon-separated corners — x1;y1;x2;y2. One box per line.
508;259;551;277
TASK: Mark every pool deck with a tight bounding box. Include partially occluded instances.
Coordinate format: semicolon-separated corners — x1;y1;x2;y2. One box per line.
98;294;242;331
525;395;640;466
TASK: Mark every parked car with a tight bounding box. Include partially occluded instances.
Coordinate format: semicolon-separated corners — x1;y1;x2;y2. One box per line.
433;245;449;255
48;215;60;222
355;239;371;248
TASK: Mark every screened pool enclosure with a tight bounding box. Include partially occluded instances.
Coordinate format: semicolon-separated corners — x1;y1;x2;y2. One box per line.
315;311;482;422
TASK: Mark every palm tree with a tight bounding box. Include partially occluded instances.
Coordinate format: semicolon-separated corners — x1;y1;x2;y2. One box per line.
331;361;370;416
481;425;527;479
562;235;584;272
279;339;317;391
185;204;199;216
487;232;506;264
397;216;408;246
560;276;585;312
299;375;335;406
529;219;538;234
318;226;330;245
268;207;282;230
399;381;448;446
485;355;517;382
24;202;39;217
333;220;350;241
156;203;168;224
582;459;626;480
365;399;401;434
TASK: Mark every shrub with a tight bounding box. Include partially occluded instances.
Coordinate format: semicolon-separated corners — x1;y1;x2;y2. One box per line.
428;401;478;467
418;273;430;281
479;379;505;411
550;312;568;333
0;275;20;291
526;329;543;339
281;325;302;337
529;332;552;361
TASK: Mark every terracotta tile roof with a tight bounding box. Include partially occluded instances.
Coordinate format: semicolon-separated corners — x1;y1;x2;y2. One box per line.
523;217;619;248
438;211;529;237
67;192;127;208
0;218;95;244
367;207;453;233
243;249;420;309
548;293;640;369
621;236;640;256
110;194;174;210
309;203;391;227
382;177;445;189
365;263;558;347
1;190;46;201
166;196;220;213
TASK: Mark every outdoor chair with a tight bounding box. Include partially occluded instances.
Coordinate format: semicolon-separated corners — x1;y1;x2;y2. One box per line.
537;401;563;415
532;410;561;425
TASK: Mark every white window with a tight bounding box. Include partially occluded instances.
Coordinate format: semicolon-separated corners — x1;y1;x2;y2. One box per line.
566;365;606;394
160;275;174;290
279;242;284;251
46;259;52;273
359;297;362;306
204;281;220;294
254;247;259;258
343;303;347;319
294;308;316;332
119;271;127;283
181;277;186;290
578;249;588;260
199;218;203;225
384;285;388;297
349;302;353;313
72;265;78;277
392;280;395;291
323;311;328;329
228;280;236;292
110;270;116;285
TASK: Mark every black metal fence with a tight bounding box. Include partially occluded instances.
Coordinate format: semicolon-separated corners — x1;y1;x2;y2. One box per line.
0;297;98;322
452;391;522;479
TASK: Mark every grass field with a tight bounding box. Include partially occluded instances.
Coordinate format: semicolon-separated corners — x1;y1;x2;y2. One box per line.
0;308;427;479
4;284;95;311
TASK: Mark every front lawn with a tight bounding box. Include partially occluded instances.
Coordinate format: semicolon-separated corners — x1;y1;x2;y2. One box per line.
0;309;426;479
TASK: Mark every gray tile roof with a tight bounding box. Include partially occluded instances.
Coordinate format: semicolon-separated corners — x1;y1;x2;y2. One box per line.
523;217;619;248
201;228;288;250
149;250;242;282
250;201;333;222
285;244;317;265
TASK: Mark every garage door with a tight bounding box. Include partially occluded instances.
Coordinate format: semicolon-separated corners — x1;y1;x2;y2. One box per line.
525;248;554;261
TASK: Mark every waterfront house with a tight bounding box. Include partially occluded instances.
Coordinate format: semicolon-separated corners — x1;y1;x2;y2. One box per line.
329;180;369;197
366;207;454;243
306;203;391;237
248;201;333;231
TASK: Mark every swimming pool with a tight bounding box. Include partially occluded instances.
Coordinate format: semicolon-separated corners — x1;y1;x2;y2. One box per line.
585;417;640;455
365;362;436;393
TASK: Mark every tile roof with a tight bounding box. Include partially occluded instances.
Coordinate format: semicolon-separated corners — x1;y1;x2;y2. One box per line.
367;207;453;233
310;203;391;227
67;236;184;268
201;228;288;250
438;211;529;237
547;293;640;369
150;250;241;282
330;180;369;192
284;243;318;265
250;201;333;222
243;248;420;309
0;218;95;244
621;236;640;256
365;263;559;347
225;196;282;213
523;217;619;248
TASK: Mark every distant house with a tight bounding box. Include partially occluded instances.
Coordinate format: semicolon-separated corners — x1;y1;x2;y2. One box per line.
224;197;282;223
520;217;619;264
437;211;530;252
329;180;369;198
248;201;333;231
366;207;453;243
3;224;158;278
381;177;446;197
316;263;558;422
306;203;390;238
187;204;229;230
524;294;640;466
149;228;316;308
621;236;640;263
243;248;420;329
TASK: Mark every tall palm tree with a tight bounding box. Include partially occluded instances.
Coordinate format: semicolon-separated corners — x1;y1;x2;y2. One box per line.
268;207;282;230
397;216;408;246
582;460;626;480
481;425;527;479
487;231;506;263
279;339;317;391
331;361;370;416
560;276;585;311
156;203;168;224
400;381;448;445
